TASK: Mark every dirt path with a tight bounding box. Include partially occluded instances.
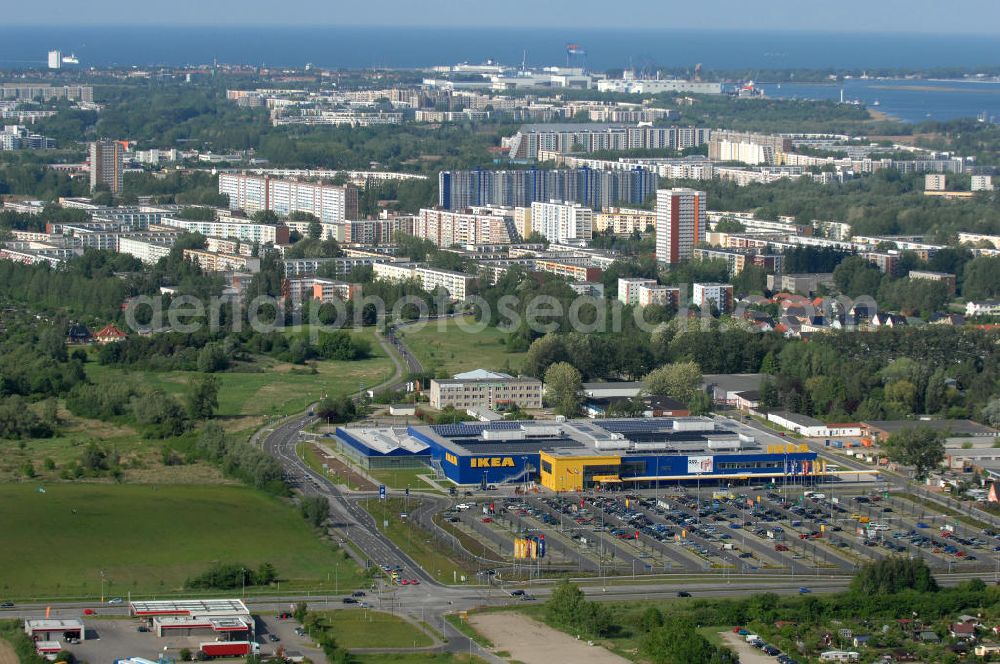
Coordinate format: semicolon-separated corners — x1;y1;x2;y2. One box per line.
0;638;18;664
469;613;629;664
719;631;775;664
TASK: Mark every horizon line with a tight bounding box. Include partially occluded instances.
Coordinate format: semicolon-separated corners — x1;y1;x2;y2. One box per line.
1;23;999;37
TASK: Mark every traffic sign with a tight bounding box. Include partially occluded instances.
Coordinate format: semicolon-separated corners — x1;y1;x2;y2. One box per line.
379;485;386;500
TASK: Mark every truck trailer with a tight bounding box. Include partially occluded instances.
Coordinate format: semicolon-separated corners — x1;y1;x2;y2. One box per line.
200;641;260;658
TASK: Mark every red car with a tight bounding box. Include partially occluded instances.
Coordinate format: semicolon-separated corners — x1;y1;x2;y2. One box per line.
400;579;410;585
482;517;493;523
410;579;420;585
82;609;95;616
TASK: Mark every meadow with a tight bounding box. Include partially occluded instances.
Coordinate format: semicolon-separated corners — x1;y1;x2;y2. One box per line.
397;317;526;377
0;484;365;600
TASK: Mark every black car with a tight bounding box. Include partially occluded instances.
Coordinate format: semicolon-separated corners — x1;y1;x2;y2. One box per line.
0;602;12;608
676;591;692;597
268;634;280;642
352;591;366;597
342;597;358;604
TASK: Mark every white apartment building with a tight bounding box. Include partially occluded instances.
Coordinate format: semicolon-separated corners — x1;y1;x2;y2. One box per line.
925;174;947;191
160;217;290;244
415;208;516;247
638;284;680;308
218;173;358;224
692;282;734;314
530;201;593;243
958;232;1000;249
617;278;658;305
595;207;656;235
372;262;475;300
656;188;706;264
972;175;994;192
118;237;175;265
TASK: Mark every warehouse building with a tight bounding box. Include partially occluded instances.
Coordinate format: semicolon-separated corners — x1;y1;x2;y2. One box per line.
333;427;433;470
406;416;823;490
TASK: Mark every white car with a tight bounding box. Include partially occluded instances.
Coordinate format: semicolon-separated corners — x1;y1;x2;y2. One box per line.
107;597;123;605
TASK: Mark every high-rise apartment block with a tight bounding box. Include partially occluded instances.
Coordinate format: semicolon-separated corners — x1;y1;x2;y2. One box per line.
89;141;124;194
656;188;706;264
530;201;593;244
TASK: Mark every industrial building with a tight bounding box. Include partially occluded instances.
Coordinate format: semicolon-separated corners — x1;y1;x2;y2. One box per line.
362;416;824;490
24;619;84;643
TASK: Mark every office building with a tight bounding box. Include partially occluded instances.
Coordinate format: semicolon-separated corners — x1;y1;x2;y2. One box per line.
429;370;543;410
530;201;593;243
692;283;734;314
218;173;359;223
89;141;124;194
656;188;706;264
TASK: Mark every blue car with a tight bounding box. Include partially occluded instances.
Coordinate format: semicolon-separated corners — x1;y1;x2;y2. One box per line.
798;587;811;594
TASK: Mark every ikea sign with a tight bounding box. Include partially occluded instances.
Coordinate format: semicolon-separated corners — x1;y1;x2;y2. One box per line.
471;457;516;469
445;453;458;466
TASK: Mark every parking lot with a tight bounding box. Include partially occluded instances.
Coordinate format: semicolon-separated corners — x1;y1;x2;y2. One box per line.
436;483;1000;578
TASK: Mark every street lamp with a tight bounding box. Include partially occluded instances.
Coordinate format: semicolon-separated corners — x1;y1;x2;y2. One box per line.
99;570;105;604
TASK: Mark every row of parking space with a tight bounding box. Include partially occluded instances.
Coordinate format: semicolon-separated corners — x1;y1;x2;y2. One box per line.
436;485;1000;579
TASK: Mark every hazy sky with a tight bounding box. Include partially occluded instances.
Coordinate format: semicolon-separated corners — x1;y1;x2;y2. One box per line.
8;0;1000;32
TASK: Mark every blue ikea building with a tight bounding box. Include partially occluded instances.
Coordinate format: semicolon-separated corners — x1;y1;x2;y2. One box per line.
400;417;824;491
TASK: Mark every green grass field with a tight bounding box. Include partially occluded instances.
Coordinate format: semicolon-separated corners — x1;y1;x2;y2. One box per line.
369;467;442;492
0;484;366;599
312;610;433;649
397;317;526;377
85;328;395;434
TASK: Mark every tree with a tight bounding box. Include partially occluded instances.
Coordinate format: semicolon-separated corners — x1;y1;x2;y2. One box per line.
644;361;702;403
849;557;939;595
187;376;220;420
884;426;945;479
251;210;280;224
544;362;583;418
315;395;359;424
307;219;323;240
982;397;1000;428
300;495;330;528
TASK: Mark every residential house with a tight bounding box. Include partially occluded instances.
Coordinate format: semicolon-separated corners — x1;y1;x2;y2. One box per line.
94;323;126;344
